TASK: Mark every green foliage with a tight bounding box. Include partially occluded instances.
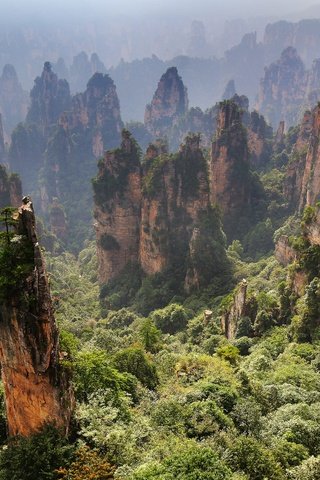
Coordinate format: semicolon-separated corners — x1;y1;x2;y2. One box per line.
113;347;159;389
184;400;233;438
139;318;162;353
287;455;320;479
0;211;34;303
302;205;317;225
216;344;240;366
151;303;190;334
224;435;284;480
0;425;74;480
107;308;140;329
131;445;233;480
74;350;138;402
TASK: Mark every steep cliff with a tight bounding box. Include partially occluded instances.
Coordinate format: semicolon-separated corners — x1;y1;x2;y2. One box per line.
94;131;230;293
0;114;5;163
298;105;320;211
256;47;306;128
221;280;257;340
284;110;313;210
0;198;73;436
0;64;28;137
140;134;211;277
144;67;188;138
38;71;123;249
209;100;263;239
0;165;22;208
26;61;71;134
93;130;142;283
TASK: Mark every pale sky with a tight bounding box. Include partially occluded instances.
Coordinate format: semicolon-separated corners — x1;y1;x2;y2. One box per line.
1;0;320;22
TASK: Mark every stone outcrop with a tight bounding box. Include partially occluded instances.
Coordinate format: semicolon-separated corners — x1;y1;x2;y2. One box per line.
94;131;229;290
140;134;210;276
221;280;253;339
93;130;142;283
0;198;73;436
0;114;5;162
0;165;22;208
144;67;188;138
0;64;28;137
298;105;320;211
60;72;123;155
26;62;71;134
209;100;260;239
275;235;296;266
284;110;313;210
247;110;273;169
256;47;306;128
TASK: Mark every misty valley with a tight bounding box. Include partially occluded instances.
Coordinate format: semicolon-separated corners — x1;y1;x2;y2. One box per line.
2;2;320;479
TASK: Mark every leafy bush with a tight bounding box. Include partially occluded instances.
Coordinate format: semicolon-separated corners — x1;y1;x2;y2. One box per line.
113;347;159;389
131;445;233;479
151;303;190;334
74;350;138;402
0;425;74;480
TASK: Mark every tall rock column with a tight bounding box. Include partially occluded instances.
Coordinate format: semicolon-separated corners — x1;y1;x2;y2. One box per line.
209;100;254;239
0;198;73;436
93;130;142;284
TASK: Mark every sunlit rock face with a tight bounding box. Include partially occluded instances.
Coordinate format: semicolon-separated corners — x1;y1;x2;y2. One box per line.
0;198;74;436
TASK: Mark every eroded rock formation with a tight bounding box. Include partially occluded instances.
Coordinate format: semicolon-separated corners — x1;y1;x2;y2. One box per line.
144;67;188;138
209;100;262;238
221;280;252;339
0;198;73;436
256;47;306;128
0;64;28;137
0;165;22;208
93;130;142;283
26;61;71;133
94;131;230;290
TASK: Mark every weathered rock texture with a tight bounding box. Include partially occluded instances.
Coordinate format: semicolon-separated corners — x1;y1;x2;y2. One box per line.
209;100;263;239
60;72;123;155
256;47;306;129
144;67;188;138
298;105;320;211
0;64;28;137
0;165;22;208
221;280;252;339
284;110;313;210
94;131;230;290
0;114;5;163
93;130;142;283
275;235;296;266
0;198;73;436
26;61;71;133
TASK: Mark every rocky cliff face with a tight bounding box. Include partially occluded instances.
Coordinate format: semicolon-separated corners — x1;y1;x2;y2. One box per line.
221;280;256;339
93;130;142;283
26;62;71;134
298;105;320;211
256;47;306;128
144;67;188;138
31;71;123;249
140;134;210;277
0;198;73;436
209;100;261;239
0;165;22;208
0;114;5;162
94;131;229;291
0;64;29;137
60;72;123;156
284;110;313;210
